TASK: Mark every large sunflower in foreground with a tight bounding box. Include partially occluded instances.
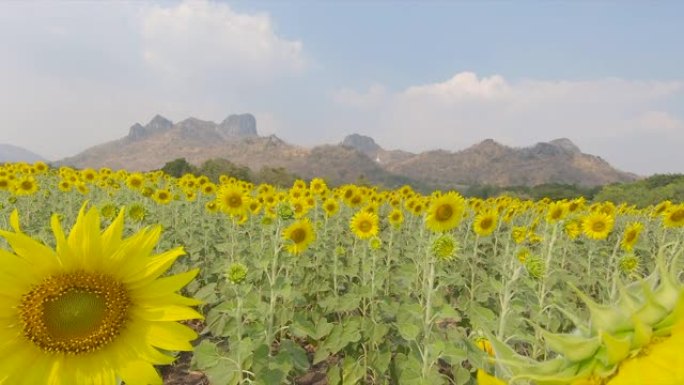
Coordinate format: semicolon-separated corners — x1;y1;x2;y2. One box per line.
0;204;202;385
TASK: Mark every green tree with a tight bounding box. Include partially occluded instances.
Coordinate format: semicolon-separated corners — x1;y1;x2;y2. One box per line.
198;158;251;183
160;158;197;178
253;166;299;187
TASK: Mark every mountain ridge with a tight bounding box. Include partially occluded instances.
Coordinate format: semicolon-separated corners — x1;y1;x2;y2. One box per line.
57;114;638;188
0;143;46;163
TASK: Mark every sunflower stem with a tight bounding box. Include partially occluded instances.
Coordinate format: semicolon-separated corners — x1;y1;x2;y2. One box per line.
420;251;436;380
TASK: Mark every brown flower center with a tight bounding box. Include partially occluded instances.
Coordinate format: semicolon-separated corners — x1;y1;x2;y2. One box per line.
19;271;130;355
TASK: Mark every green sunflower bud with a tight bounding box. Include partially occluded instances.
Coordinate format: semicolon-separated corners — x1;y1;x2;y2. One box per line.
369;236;382;250
225;263;248;285
277;204;294;220
525;256;544;279
431;234;457;261
618;254;640;275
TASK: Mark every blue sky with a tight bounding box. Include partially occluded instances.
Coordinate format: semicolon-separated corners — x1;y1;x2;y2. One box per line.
1;1;683;175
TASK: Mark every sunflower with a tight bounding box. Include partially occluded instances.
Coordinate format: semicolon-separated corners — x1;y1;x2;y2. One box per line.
388;208;404;228
0;204;201;384
12;176;39;196
248;200;262;215
516;248;530;264
662;204;684;228
473;210;498;237
76;182;89;195
80;168;98;183
152;188;173;205
410;199;426;216
424;192;466;232
282;219;316;255
565;220;582;240
322;198;340;217
350;211;379;240
620;222;643;251
290;197;311;218
33;161;48;173
652;200;671;217
431;234;458;261
474;337;495;357
0;177;10;191
348;193;364;208
546;201;567;223
217;184;249;217
200;182;217;195
205;200;219;214
128;204;147;223
618;254;640;276
582;212;615;240
309;178;327;195
184;189;197;202
126;173;145;190
511;226;527;244
567;198;584;213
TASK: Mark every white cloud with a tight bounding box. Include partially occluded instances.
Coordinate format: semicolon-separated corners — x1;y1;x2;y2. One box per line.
403;72;511;100
332;84;386;109
141;1;305;86
332;72;684;174
634;110;684;133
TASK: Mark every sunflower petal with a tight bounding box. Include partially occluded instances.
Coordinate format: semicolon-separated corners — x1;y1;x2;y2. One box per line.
118;360;162;385
145;322;197;351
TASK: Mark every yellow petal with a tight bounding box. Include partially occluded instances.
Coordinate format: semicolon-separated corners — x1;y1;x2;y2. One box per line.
101;208;125;256
133;268;199;297
9;209;20;232
124;247;186;287
132;304;203;322
117;361;162;385
477;369;507;385
145;321;197;351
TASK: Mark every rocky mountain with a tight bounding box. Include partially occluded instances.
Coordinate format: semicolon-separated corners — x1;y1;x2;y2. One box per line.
340;134;414;165
59;114;637;188
385;138;636;188
0;143;46;163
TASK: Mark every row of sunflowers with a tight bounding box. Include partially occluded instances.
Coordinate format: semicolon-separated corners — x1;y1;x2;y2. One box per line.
0;161;682;384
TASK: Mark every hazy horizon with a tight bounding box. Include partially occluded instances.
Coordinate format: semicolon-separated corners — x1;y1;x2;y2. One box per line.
1;1;683;175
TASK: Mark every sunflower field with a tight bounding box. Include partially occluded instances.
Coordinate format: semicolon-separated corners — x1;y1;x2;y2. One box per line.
0;161;683;385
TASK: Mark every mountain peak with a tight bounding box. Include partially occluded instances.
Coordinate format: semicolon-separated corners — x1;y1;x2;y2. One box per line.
218;113;258;139
146;114;173;132
549;138;581;154
468;138;507;153
341;134;382;158
127;114;173;141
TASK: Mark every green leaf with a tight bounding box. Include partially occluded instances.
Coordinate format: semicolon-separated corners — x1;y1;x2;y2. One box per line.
369;347;392;375
255;368;286;385
192;340;221;369
342;358;366;385
281;339;310;372
328;364;342;385
314;317;334;339
395;320;421;341
204;364;240;385
290;313;316;339
194;282;218;303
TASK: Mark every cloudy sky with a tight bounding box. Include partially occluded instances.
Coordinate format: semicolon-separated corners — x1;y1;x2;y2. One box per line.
1;1;683;175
